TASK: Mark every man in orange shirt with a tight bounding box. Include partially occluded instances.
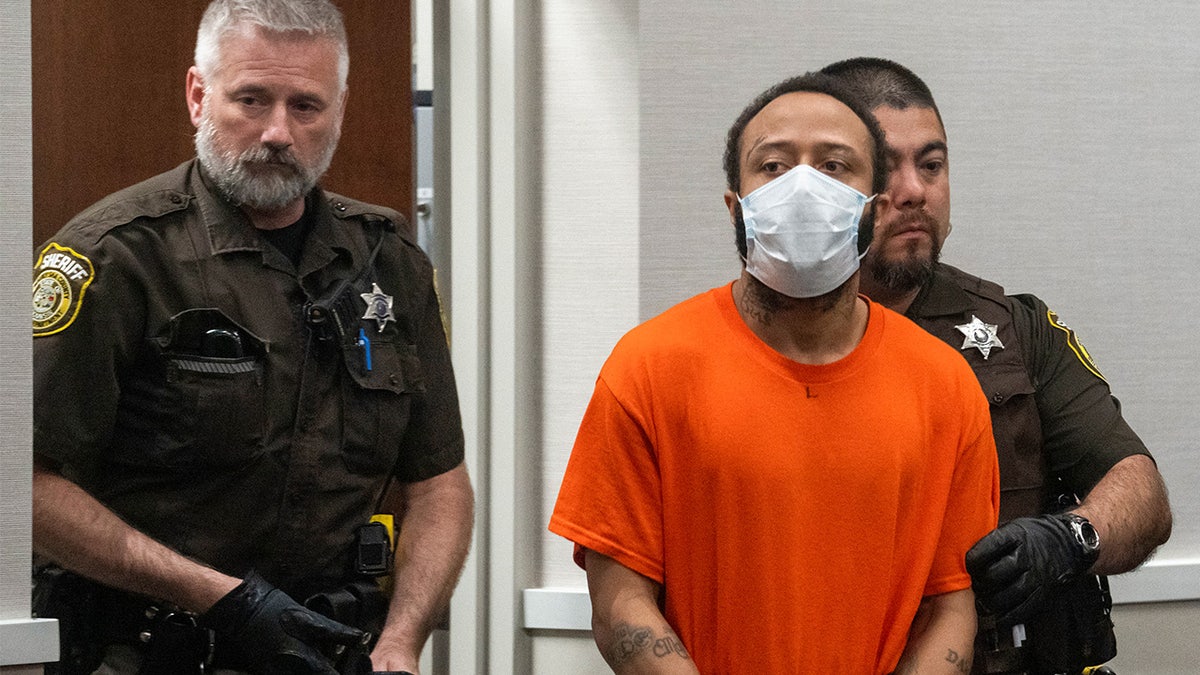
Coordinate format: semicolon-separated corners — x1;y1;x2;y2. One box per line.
550;72;1000;674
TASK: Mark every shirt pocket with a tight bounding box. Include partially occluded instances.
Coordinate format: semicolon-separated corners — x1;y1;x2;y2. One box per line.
160;353;266;466
973;359;1048;516
116;308;268;469
339;337;424;475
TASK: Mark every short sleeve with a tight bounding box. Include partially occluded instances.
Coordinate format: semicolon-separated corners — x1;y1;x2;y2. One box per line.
392;243;465;483
549;374;665;583
925;389;1000;596
33;234;144;474
1011;294;1152;496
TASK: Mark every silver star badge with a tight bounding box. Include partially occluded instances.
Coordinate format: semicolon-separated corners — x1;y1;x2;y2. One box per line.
956;315;1004;359
360;283;396;331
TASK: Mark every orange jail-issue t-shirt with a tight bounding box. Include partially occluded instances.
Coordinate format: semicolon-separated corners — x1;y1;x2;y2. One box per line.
550;283;999;674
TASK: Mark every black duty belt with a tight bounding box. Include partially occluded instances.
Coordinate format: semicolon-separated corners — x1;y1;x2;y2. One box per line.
34;568;388;674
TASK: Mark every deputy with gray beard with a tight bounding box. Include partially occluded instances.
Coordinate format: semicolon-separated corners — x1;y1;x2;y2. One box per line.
30;1;472;673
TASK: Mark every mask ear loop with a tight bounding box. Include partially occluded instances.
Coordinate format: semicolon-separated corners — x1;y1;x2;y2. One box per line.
732;200;750;266
856;194;879;258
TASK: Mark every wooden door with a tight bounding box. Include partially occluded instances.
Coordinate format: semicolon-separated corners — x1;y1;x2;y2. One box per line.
32;1;413;245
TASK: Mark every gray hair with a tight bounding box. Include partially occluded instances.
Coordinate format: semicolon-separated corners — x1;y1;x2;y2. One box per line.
194;0;349;89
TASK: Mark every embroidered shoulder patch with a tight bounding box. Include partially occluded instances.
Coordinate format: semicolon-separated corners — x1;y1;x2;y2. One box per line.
33;242;95;337
1046;309;1106;382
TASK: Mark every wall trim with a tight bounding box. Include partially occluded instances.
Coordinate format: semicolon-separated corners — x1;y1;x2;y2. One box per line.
1108;558;1200;605
523;587;592;631
522;560;1200;631
0;618;58;666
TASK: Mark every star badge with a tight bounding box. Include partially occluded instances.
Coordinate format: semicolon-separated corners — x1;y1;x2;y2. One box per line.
360;282;396;331
956;315;1004;359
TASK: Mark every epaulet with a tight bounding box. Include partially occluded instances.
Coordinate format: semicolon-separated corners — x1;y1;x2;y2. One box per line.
324;191;414;240
1007;292;1046;315
59;166;193;245
937;263;1009;306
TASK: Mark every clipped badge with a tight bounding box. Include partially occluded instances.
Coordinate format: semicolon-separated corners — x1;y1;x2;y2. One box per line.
956;315;1004;360
360;282;396;331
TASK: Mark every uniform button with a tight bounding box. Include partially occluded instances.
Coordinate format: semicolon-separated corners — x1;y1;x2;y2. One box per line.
170;194;183;204
334;201;347;212
389;373;400;386
992;393;1004;403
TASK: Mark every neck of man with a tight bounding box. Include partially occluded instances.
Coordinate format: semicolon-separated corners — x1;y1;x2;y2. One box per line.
733;270;869;366
243;199;307;231
857;273;921;315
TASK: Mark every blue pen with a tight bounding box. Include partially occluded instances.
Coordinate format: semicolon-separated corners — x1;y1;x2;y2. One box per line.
358;328;372;371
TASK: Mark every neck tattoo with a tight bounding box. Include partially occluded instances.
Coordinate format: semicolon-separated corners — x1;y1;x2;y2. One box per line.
740;282;774;327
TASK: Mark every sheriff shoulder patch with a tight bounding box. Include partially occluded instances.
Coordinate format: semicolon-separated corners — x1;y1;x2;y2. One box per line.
1046;309;1106;383
33;242;95;337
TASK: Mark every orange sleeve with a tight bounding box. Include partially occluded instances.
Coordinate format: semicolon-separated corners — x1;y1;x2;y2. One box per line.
925;387;1001;596
549;375;665;584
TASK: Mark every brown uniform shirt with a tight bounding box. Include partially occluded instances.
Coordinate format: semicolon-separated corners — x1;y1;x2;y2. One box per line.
906;263;1150;524
33;160;463;601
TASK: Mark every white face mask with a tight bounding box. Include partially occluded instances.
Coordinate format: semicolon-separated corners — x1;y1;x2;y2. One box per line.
738;164;874;299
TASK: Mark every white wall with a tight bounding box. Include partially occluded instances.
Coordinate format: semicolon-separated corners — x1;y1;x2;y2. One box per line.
437;0;1200;672
1;1;57;671
438;0;638;670
0;0;33;624
535;0;640;593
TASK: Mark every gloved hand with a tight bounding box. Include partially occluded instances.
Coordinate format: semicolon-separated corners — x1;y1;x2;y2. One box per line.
200;571;371;674
965;513;1100;625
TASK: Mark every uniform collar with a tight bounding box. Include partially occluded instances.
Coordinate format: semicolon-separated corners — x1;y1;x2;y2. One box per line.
905;263;976;319
296;191;359;278
185;158;356;272
188;160;263;255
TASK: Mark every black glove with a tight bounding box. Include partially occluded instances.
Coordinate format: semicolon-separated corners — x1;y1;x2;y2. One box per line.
201;571;371;674
965;513;1100;625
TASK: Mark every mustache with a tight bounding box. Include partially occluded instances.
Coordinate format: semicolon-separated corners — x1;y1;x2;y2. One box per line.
886;210;939;235
238;144;302;170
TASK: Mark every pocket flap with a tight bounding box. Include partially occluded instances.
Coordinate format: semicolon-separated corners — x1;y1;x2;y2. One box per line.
343;338;425;395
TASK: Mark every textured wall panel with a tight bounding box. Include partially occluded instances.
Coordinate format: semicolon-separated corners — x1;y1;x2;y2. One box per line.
0;0;33;621
537;0;641;588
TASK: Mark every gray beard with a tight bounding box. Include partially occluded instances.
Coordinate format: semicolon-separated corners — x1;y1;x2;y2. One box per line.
194;114;337;211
